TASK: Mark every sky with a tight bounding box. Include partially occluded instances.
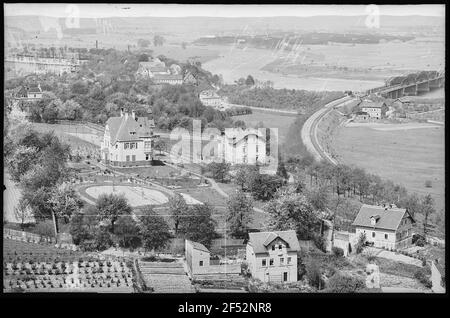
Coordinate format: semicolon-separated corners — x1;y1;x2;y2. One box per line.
4;4;446;18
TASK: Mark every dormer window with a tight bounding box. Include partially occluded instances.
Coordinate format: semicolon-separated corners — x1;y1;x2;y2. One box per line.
130;131;136;135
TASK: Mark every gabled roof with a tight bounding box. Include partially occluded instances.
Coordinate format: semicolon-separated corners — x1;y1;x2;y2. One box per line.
105;114;154;144
360;101;386;109
223;128;265;144
248;230;301;254
153;73;183;81
187;240;210;253
27;85;42;93
352;204;414;231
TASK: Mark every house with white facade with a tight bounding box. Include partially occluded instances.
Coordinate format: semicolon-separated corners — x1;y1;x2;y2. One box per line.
15;84;43;100
352;204;415;250
185;240;211;276
101;109;156;167
360;100;388;119
199;90;223;108
246;230;300;283
217;128;266;165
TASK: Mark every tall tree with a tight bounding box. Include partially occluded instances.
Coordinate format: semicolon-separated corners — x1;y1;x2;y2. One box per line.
226;191;253;239
14;198;34;230
115;215;142;249
168;193;188;234
96;193;132;233
265;192;320;240
139;208;173;252
178;203;217;248
421;194;435;238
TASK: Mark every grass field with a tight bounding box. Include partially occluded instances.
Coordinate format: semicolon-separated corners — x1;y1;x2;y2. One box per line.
333;122;445;212
233;109;298;143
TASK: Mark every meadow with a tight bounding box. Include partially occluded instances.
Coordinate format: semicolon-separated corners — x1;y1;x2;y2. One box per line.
233;109;298;144
332;123;445;212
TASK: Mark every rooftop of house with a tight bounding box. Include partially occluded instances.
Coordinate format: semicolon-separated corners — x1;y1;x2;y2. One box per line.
223;128;265;144
360;100;386;109
247;230;301;254
153;73;183;81
187;240;210;253
352;204;415;231
105;110;155;144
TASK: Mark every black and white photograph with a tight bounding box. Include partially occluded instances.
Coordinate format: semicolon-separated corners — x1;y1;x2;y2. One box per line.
2;2;446;299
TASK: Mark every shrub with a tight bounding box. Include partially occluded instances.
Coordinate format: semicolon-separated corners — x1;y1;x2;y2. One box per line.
305;259;324;290
415;237;426;247
355;233;366;254
325;272;365;293
312;234;327;253
332;247;344;257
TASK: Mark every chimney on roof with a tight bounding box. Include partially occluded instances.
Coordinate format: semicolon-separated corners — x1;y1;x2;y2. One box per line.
120;108;124;117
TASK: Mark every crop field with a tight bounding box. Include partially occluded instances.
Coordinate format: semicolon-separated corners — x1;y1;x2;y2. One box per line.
233;109;298;143
332;122;445;212
202;39;444;91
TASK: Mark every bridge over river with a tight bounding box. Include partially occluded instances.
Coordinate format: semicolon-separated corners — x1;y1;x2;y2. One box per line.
366;70;445;99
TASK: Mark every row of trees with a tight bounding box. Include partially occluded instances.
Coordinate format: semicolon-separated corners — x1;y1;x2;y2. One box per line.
285;154;440;237
218;83;344;112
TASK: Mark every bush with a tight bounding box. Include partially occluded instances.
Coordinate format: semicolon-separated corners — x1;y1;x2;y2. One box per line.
332;247;344;257
415;237;426;247
325;272;365;293
305;259;324;290
312;234;327;253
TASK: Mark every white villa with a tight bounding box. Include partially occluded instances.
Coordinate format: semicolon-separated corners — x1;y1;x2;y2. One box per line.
246;230;300;283
352;204;415;250
199;90;223;108
217;128;266;165
101;109;156;167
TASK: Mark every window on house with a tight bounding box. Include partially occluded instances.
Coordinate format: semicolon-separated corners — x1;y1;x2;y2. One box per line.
272;245;275;251
115;144;118;149
385;234;388;240
132;155;136;162
145;154;149;160
279;245;282;250
287;257;291;264
269;259;274;266
262;259;266;267
199;261;203;267
124;143;129;149
130;143;135;149
126;155;130;162
280;258;284;264
372;232;375;238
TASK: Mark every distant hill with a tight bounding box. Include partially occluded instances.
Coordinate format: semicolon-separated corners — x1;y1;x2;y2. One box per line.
4;15;445;37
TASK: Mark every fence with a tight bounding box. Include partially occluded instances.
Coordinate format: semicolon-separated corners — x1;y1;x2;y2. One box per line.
4;228;56;244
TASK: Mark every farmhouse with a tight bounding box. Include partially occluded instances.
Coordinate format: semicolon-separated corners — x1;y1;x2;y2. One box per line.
360;100;388;119
101;108;156;167
352;204;415;250
246;230;300;283
15;84;43;100
217;128;266;165
199;90;222;107
136;58;183;85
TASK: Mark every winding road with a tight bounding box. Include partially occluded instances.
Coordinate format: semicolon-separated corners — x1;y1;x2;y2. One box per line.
300;95;355;165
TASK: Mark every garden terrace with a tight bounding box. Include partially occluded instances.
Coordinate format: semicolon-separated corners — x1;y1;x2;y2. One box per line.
3;239;135;293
